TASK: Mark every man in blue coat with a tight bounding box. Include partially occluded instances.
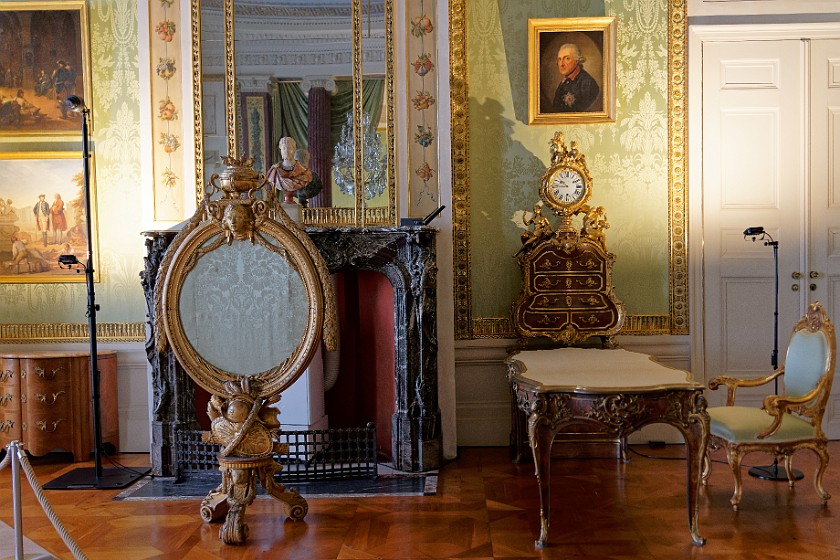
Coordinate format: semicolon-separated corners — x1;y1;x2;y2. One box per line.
552;43;600;113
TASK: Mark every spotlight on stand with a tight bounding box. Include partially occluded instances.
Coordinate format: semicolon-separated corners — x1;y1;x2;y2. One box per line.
740;225;804;483
44;96;149;491
57;254;80;267
66;94;87;113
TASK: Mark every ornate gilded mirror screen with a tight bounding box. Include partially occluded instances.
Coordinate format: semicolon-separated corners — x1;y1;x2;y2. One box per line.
155;157;337;544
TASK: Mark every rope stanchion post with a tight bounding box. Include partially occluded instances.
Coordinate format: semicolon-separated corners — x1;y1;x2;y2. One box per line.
1;441;89;560
10;441;24;560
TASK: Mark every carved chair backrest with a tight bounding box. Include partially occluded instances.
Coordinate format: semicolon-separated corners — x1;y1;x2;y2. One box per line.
782;303;835;424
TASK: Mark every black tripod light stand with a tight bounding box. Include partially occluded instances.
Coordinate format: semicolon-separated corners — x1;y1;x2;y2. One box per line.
44;96;148;490
742;226;804;482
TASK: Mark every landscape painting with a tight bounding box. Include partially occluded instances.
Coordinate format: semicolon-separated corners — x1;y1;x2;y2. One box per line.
0;153;98;283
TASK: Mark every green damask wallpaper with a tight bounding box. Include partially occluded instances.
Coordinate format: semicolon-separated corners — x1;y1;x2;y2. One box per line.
0;0;144;327
468;0;669;318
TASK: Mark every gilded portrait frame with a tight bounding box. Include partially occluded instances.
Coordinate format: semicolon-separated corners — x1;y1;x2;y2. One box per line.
0;151;100;283
528;17;616;125
0;0;93;137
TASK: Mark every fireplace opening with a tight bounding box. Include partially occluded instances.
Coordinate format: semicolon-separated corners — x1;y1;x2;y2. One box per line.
325;270;396;462
145;227;440;476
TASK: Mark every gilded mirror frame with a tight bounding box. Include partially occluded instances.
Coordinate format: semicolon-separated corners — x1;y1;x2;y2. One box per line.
190;0;396;227
159;216;327;398
448;0;688;339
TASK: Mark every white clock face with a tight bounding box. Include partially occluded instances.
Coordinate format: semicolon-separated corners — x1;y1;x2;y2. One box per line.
550;169;585;204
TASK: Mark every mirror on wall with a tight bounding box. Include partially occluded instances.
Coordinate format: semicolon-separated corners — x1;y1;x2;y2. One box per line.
192;0;395;226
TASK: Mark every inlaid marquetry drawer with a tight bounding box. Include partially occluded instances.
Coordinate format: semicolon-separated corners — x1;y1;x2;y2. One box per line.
0;358;22;445
512;233;624;345
0;351;119;461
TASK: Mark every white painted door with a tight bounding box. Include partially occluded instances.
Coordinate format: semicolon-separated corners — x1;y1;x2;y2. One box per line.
701;39;806;407
807;39;840;437
699;35;840;438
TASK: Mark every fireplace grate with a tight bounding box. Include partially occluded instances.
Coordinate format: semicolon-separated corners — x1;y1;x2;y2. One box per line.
175;423;378;482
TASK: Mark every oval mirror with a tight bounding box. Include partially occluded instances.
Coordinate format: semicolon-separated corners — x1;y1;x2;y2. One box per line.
161;217;327;398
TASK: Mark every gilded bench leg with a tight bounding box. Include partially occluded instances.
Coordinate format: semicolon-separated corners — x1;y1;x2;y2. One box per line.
684;403;708;546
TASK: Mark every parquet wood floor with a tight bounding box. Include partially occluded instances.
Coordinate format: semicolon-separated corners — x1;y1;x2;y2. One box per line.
1;443;839;559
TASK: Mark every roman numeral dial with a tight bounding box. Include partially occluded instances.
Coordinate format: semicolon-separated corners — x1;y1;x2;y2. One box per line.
544;167;588;213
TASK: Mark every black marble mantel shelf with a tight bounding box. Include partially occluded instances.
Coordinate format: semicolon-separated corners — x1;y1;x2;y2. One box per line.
141;225;441;477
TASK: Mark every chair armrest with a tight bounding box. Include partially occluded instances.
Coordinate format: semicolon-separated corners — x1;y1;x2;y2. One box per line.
708;369;784;406
756;384;821;438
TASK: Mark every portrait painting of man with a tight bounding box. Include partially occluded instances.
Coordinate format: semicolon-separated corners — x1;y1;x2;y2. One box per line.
528;18;616;125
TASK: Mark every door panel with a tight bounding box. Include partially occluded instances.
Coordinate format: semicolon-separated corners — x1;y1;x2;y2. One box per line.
808;39;840;437
702;40;805;408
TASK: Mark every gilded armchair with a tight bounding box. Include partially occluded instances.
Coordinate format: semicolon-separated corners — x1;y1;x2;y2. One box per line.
703;302;835;511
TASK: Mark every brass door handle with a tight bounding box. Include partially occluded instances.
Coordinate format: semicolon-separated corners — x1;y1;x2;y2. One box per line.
792;272;802;279
810;271;821;279
792;284;800;291
811;283;818;291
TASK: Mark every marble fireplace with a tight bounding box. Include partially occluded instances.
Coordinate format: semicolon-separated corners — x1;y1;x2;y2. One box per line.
142;225;442;476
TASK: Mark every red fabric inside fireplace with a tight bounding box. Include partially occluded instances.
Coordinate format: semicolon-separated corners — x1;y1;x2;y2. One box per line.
326;270;396;461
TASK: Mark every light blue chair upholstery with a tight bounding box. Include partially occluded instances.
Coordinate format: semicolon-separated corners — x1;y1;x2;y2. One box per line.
703;302;836;510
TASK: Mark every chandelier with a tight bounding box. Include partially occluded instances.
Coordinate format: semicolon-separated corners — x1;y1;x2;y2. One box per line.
332;112;387;201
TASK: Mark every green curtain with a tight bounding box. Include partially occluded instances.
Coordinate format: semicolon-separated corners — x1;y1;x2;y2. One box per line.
272;79;386;152
330;79;385;144
275;82;309;154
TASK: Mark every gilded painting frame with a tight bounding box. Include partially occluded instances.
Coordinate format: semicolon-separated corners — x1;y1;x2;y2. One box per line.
528;17;616;125
0;152;99;283
0;0;92;137
240;92;273;176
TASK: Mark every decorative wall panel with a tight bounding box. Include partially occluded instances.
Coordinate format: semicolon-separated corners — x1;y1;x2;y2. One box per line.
406;0;440;217
0;0;146;331
720;110;779;208
451;0;688;338
148;0;185;221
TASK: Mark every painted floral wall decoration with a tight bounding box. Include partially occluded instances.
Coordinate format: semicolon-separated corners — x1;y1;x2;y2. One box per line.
406;0;439;217
149;0;184;221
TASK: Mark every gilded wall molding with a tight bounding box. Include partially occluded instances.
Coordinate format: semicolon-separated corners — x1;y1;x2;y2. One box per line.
448;0;472;338
449;0;688;339
668;0;689;334
191;0;205;202
0;323;145;344
224;0;237;158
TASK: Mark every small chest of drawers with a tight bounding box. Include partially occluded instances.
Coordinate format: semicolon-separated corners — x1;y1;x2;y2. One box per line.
0;350;119;461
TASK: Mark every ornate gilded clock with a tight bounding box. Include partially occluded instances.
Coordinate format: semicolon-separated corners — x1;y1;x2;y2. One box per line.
538;132;593;226
512;131;625;347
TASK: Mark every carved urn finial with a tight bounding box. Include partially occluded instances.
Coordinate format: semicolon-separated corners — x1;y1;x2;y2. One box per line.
209;154;267;199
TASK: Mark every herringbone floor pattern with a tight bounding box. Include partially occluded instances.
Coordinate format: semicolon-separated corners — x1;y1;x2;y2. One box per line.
1;443;838;559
